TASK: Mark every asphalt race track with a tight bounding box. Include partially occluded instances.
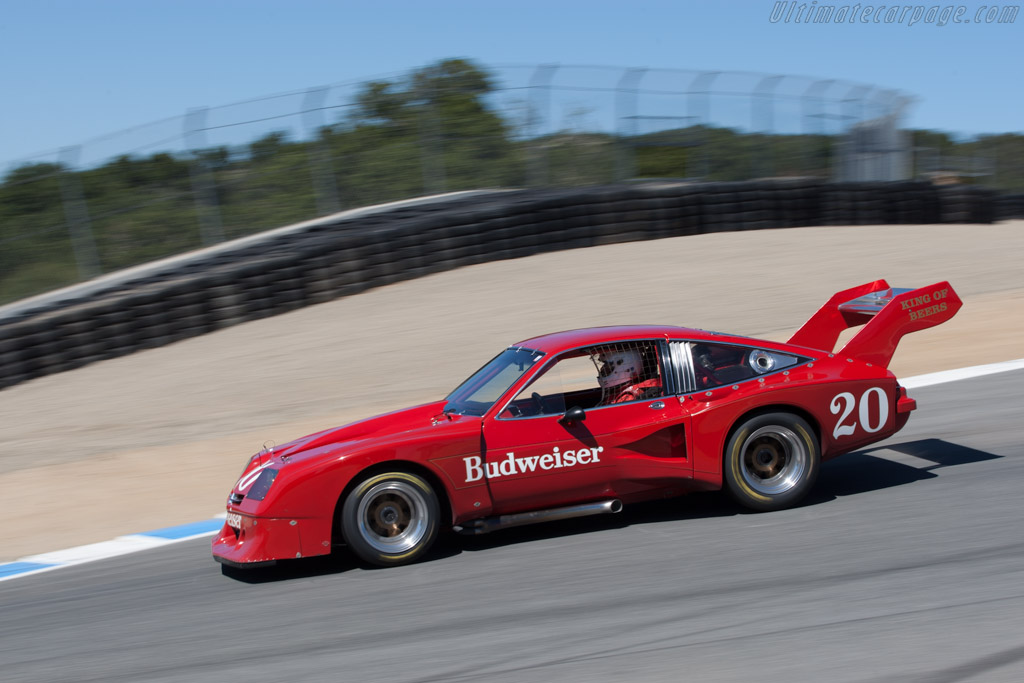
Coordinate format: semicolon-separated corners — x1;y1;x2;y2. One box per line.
2;372;1021;683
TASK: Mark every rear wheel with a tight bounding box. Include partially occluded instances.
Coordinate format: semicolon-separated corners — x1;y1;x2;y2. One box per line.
723;412;819;511
341;471;440;566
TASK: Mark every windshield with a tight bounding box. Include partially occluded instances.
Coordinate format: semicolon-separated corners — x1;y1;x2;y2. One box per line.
444;347;544;416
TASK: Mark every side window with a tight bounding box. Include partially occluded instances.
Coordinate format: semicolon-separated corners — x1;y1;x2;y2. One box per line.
690;342;802;389
501;341;664;418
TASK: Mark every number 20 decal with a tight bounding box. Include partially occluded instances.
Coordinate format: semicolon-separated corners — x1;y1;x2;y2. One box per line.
830;387;889;439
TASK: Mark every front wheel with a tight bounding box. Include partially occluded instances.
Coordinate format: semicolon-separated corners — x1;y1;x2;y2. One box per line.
341;471;440;566
723;412;820;512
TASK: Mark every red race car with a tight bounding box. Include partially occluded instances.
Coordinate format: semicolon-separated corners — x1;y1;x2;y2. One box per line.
213;280;961;568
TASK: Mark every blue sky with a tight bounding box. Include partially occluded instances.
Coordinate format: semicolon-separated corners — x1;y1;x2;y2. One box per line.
1;0;1020;167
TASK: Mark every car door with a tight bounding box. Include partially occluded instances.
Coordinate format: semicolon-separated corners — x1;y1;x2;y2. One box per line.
480;340;692;513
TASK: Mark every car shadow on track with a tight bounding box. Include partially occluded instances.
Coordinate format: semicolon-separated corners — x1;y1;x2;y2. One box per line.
219;554;358;583
806;437;1001;506
448;492;736;556
220;438;999;582
459;438;1001;553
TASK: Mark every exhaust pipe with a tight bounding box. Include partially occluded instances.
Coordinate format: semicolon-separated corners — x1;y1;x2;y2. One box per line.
455;499;623;535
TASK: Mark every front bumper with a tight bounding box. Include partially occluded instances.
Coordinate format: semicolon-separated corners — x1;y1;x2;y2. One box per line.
211;511;333;566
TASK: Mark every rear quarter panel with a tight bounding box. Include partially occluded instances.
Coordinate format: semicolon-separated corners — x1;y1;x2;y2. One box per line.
686;358;901;485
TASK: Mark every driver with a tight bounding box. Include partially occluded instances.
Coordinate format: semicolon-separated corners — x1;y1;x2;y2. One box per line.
594;348;661;404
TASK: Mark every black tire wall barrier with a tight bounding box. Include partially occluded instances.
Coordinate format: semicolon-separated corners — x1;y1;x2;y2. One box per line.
0;179;1004;391
995;193;1024;221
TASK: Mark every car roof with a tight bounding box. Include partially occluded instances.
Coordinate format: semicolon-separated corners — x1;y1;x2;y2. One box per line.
514;325;786;355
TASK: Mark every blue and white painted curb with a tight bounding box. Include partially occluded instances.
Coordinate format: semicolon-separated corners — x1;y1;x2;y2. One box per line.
0;517;226;583
3;357;1023;583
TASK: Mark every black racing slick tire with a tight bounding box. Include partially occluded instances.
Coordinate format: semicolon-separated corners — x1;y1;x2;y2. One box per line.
723;412;820;512
341;471;440;567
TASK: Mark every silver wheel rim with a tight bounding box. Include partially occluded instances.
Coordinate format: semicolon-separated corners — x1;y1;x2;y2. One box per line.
356;480;430;554
739;426;808;496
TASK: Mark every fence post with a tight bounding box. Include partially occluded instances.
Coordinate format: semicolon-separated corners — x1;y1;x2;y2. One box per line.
184;107;225;245
801;79;834;177
837;85;869;181
688;71;720;179
302;86;342;215
887;92;913;181
416;79;447;196
753;74;783;178
863;89;899;181
614;67;647;182
528;64;558;187
57;146;101;280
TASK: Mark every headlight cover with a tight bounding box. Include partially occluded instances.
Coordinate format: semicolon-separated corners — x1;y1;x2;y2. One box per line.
247;469;279;501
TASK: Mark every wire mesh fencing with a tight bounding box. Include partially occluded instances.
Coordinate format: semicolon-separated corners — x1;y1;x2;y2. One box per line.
2;61;920;305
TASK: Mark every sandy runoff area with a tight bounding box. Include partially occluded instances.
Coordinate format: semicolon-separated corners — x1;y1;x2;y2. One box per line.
1;221;1022;561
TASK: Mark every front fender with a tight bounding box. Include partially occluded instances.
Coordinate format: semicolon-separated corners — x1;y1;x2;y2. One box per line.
238;429;491;526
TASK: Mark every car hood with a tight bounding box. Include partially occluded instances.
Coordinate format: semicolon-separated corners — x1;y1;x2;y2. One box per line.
277;400;455;458
230;400;482;498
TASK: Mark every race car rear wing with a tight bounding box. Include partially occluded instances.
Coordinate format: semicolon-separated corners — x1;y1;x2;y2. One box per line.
788;280;962;368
